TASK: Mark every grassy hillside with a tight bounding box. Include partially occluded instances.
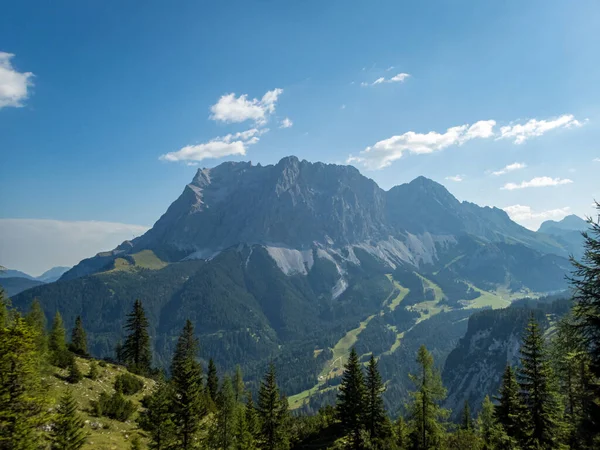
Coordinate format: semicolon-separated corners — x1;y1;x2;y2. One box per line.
45;357;154;450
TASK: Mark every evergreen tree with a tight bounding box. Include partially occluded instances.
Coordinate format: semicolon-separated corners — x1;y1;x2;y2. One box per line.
245;392;260;444
494;365;524;442
0;315;46;448
460;400;473;431
122;299;152;375
406;345;448;450
88;360;99;380
70;316;87;356
25;299;47;355
477;395;515;450
518;313;563;449
0;289;9;328
67;354;83;384
216;376;236;449
257;362;289;450
395;416;409;450
171;320;204;449
568;210;600;445
206;358;219;402
234;400;256;450
51;390;87;450
337;348;366;449
364;354;387;441
49;311;69;367
138;374;175;450
233;365;245;403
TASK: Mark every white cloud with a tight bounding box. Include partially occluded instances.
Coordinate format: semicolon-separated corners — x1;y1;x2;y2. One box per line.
492;162;527;176
503;205;571;230
348;120;496;170
498;114;584;144
362;73;410;86
341;104;346;110
349;114;585;170
280;117;293;128
160;128;265;162
209;88;283;124
445;175;464;182
0;219;149;276
0;52;34;109
594;158;600;162
502;176;573;190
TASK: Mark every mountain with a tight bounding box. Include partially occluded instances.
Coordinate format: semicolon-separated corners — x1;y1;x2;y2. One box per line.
12;156;577;408
37;265;71;283
0;277;45;297
0;268;36;280
442;295;570;419
537;214;589;259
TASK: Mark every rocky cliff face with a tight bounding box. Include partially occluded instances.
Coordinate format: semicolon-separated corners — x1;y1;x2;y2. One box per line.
62;156;569;282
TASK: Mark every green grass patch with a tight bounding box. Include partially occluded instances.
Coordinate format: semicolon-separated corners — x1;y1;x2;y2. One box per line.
130;250;168;270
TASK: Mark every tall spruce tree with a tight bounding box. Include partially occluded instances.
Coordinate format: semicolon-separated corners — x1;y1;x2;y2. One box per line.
216;376;236;449
138;374;175;450
171;320;204;449
494;365;524;442
569;205;600;439
206;358;219;402
257;362;288;450
233;365;245;403
337;347;366;449
364;354;387;441
406;345;448;450
518;313;563;449
0;315;46;448
122;299;152;375
25;299;47;355
245;392;260;445
70;316;87;356
49;311;69;367
395;416;409;450
460;400;473;431
51;390;87;450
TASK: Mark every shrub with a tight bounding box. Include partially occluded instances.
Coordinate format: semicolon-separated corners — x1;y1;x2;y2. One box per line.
91;391;137;422
114;373;144;396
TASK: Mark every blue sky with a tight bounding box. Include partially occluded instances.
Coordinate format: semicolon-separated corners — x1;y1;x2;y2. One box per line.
1;0;599;274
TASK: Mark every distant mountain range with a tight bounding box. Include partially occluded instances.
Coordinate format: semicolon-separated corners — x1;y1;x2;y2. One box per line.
9;156;584;410
537;214;589;259
0;266;70;297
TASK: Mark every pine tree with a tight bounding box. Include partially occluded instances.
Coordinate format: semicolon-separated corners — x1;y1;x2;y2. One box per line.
25;299;47;355
234;400;256;450
171;320;204;449
518;313;563;449
67;354;83;384
49;311;69;367
395;416;409;450
122;299;152;375
245;392;260;444
70;316;87;356
138;374;175;450
494;365;524;442
216;376;236;449
206;358;219;402
51;390;87;450
88;361;99;380
364;354;387;441
257;362;288;450
406;345;448;450
477;395;515;450
337;348;366;449
0;315;46;448
233;365;245;403
460;400;473;431
130;435;142;450
0;289;9;328
568;210;600;445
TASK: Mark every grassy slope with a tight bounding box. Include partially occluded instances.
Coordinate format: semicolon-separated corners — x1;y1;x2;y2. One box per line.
45;358;154;450
289;271;529;410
